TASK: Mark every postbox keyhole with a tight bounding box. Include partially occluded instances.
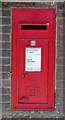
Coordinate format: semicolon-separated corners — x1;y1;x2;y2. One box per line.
24;74;25;78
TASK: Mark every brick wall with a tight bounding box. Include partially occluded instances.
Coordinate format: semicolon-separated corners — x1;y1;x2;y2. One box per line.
1;2;65;119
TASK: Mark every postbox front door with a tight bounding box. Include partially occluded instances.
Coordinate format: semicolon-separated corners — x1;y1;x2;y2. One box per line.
18;39;48;104
12;9;55;110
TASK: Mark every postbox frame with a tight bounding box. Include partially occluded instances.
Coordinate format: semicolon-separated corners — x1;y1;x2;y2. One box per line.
12;9;55;110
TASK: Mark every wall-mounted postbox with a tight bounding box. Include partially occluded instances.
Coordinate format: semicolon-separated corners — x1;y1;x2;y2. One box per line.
12;9;55;110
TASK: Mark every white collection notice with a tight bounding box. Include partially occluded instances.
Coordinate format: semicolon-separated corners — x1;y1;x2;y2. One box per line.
25;48;41;72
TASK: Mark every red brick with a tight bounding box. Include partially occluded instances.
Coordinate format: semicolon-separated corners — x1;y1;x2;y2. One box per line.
2;80;10;87
2;87;10;94
2;34;10;41
2;26;11;33
57;66;63;73
0;34;2;42
55;97;63;105
2;50;10;57
57;19;63;26
12;2;33;7
0;73;2;79
0;88;2;94
2;18;10;25
2;10;10;16
55;104;63;112
56;89;63;97
57;2;64;10
63;19;65;26
2;103;10;110
63;10;65;18
56;57;63;65
57;34;63;42
57;26;63;37
63;66;65;75
57;26;63;34
63;95;65;103
56;73;63;81
2;42;10;49
2;95;10;102
63;89;65;97
0;58;2;65
0;42;2;50
12;2;57;8
34;2;56;8
2;58;10;64
18;115;30;118
0;79;2;87
63;104;65;115
63;73;65;80
63;58;65;65
63;81;65;89
57;50;63;57
2;66;10;72
0;50;2;56
0;9;2;17
0;26;2;33
57;43;63;51
57;10;63;18
63;3;65;10
56;81;64;88
2;2;11;8
2;73;10;79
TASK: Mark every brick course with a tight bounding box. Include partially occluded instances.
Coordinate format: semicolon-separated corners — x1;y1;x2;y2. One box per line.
2;18;11;25
1;1;65;119
2;42;10;50
2;10;11;16
2;34;10;41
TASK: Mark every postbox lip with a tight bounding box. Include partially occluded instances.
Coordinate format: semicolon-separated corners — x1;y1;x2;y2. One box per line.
12;8;56;12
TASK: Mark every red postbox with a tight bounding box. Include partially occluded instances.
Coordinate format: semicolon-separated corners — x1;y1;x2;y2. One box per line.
12;9;55;110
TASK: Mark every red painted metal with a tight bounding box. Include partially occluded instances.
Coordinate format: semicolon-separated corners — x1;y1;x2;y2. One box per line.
12;9;55;110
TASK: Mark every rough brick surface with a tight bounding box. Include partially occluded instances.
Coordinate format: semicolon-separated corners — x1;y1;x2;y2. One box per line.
2;18;10;25
2;42;10;50
2;73;10;79
2;50;10;57
57;34;63;43
2;34;10;41
57;50;63;58
2;66;10;72
55;97;63;105
2;80;10;87
57;2;64;10
2;87;10;94
2;95;10;102
2;2;11;8
2;103;10;111
57;66;63;73
56;57;63;65
2;58;10;64
2;10;11;16
12;2;34;7
2;26;11;33
56;72;63;81
57;10;63;18
57;19;63;26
